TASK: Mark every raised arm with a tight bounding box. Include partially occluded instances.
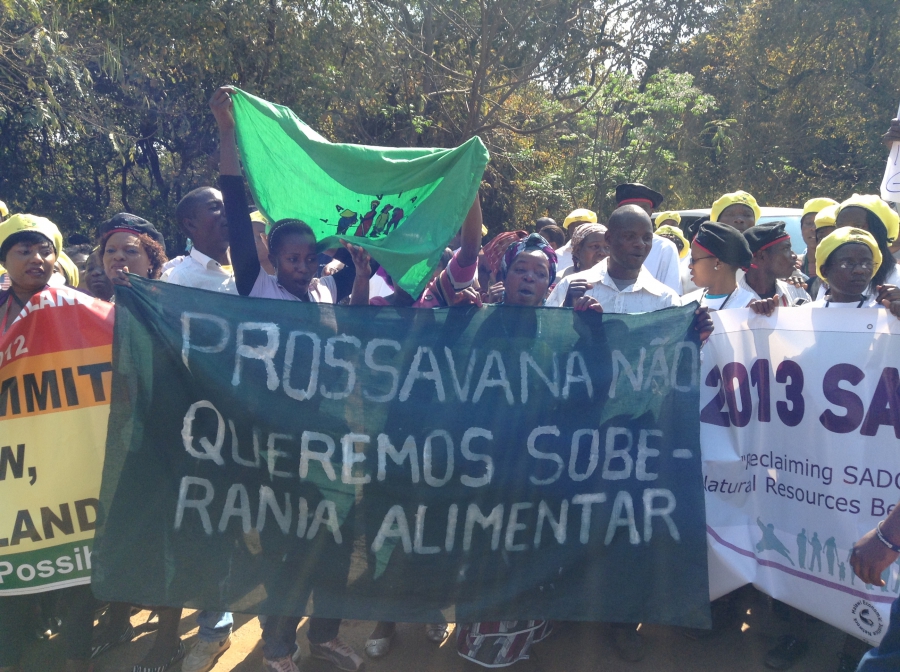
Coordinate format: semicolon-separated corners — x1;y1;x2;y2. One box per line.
210;86;259;296
457;196;484;269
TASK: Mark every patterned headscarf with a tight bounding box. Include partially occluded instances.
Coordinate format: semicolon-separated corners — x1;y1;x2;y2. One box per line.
482;230;528;276
499;233;558;280
571;223;607;253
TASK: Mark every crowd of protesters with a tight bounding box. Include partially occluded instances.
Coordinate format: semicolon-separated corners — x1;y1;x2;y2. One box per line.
2;91;900;672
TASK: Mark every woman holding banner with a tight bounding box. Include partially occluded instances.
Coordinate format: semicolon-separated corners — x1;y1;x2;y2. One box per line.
829;195;900;297
93;215;192;672
211;84;370;672
0;214;96;672
456;233;561;668
682;222;755;310
100;213;169;287
810;228;900;309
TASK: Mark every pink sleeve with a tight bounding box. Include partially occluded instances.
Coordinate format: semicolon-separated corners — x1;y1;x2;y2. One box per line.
445;249;477;289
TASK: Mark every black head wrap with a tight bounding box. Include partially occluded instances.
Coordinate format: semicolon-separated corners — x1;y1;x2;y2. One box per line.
694;221;752;268
743;221;789;255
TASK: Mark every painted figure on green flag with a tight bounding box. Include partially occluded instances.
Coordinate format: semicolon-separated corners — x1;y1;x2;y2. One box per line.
384;206;404;234
335;206;358;235
370;205;394;237
356;201;380;237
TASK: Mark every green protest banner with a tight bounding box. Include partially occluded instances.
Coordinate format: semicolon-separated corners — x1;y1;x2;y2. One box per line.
92;279;709;626
231;89;489;297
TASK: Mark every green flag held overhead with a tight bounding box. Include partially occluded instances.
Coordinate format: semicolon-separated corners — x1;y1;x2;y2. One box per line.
231;89;489;297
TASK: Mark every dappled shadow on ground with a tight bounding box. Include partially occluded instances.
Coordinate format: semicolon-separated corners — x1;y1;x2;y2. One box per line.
22;588;851;671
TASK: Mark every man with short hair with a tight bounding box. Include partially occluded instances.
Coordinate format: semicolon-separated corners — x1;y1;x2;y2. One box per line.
165;186;236;672
546;205;710;664
165;187;236;294
614;183;681;293
547;205;680;313
535;216;556;233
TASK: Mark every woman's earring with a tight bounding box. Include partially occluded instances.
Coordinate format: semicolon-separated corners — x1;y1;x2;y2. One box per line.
714;263;719;271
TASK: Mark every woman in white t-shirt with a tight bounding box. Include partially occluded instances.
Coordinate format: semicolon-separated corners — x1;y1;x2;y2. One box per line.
682;221;756;310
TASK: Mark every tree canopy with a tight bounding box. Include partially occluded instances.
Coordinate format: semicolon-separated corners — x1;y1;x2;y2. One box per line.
0;0;896;249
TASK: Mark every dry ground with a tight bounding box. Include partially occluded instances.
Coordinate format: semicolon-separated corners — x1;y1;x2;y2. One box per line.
20;588;856;672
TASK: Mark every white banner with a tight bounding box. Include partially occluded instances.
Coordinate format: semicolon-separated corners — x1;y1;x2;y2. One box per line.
703;307;900;645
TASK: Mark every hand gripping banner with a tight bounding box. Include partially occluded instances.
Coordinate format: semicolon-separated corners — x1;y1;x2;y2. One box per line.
91;279;709;626
0;288;114;594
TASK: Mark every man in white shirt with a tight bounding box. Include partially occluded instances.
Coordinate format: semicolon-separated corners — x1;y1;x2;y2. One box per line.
614;183;682;293
163;186;236;672
164;187;236;294
547;205;681;312
545;204;710;664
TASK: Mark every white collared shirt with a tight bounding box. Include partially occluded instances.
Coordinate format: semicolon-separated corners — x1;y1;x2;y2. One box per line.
643;235;682;293
737;273;810;306
163;248;237;294
546;258;681;313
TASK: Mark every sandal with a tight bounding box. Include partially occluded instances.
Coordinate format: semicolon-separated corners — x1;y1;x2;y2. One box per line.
131;640;185;672
425;623;450;643
91;623;135;659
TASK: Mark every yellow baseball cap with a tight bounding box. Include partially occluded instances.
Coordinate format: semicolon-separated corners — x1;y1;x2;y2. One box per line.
711;191;761;224
836;194;900;242
563;208;598;230
816;227;882;280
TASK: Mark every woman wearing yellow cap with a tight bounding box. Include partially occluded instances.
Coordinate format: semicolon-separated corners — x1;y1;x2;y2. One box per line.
0;214;97;672
0;215;63;333
798;198;838;278
830;194;900;297
811;228;891;308
711;191;761;233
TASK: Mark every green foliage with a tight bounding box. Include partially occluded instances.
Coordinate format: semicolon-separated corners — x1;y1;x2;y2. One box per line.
0;0;897;246
669;0;900;208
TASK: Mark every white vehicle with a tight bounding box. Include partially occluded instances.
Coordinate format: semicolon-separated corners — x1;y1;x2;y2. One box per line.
653;207;805;254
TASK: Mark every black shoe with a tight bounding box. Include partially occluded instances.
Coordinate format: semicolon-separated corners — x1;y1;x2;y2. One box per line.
765;635;808;670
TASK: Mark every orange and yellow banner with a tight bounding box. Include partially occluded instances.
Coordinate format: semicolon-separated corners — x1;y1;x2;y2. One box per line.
0;287;113;594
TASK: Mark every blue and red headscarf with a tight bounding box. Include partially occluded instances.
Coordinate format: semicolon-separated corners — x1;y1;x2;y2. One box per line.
499;233;558;281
